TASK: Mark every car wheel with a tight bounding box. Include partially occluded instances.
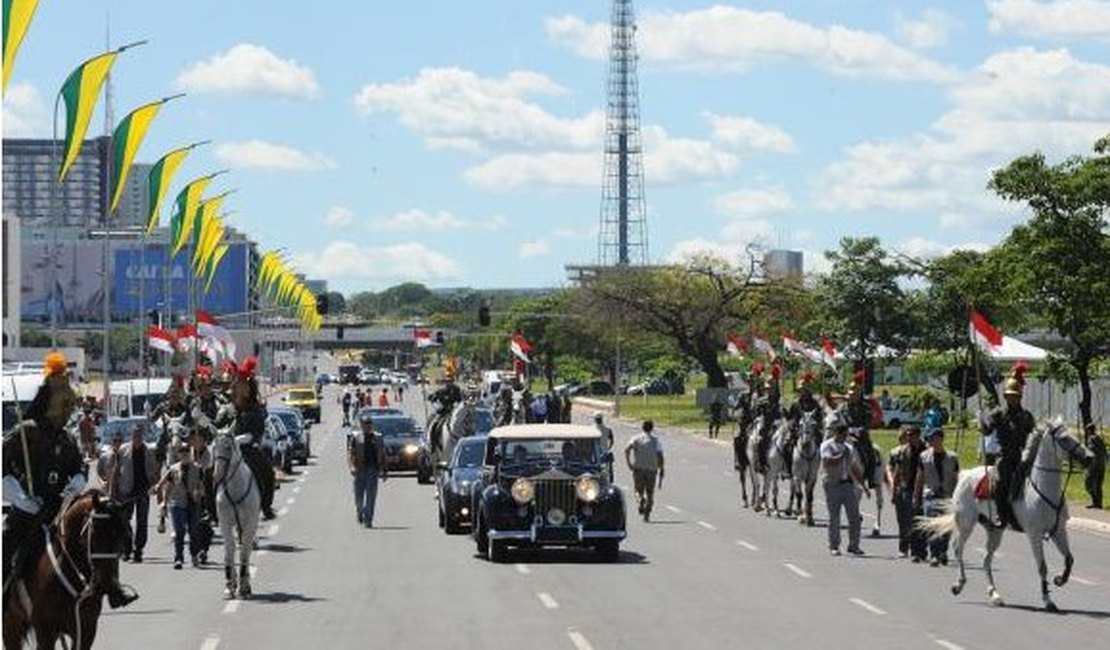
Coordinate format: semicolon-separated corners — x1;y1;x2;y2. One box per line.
488;538;507;563
596;540;620;563
475;515;489;555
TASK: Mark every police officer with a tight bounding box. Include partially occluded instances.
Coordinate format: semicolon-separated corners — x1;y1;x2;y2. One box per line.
2;353;138;608
988;363;1035;529
227;357;278;520
837;371;878;489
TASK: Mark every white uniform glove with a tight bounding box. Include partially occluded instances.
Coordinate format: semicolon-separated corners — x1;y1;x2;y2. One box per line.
3;474;43;515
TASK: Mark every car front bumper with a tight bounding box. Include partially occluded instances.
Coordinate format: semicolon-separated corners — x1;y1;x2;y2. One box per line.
488;523;625;544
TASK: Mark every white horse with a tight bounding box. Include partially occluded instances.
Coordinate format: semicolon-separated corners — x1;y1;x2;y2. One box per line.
917;419;1092;611
510;389;528;425
766;420;795;517
791;410;823;526
444;397;478;462
746;415;774;513
211;431;261;600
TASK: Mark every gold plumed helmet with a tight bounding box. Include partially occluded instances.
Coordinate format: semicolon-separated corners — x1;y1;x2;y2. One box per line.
1004;360;1029;396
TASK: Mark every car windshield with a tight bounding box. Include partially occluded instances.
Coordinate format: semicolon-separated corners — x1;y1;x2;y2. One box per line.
499;437;601;464
288;390;315;401
455;440;485;468
374;418;420;438
101;419;156;444
274;411;301;433
474;409;494;434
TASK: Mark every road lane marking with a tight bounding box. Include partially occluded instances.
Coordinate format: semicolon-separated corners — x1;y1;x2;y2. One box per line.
515;564;531;575
1072;576;1097;586
931;637;965;650
849;597;887;616
249;566;258;578
697;521;717;531
257;550;270;558
783;562;812;579
222;600;240;615
567;629;594;650
975;547;1005;558
293;486;302;494
537;592;559;609
665;505;682;514
736;540;759;552
267;523;280;537
200;636;220;650
277;507;290;517
285;497;296;505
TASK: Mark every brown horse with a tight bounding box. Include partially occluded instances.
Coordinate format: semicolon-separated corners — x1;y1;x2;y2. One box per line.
3;490;132;649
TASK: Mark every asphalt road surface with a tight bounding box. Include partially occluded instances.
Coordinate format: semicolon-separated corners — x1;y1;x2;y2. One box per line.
88;385;1110;650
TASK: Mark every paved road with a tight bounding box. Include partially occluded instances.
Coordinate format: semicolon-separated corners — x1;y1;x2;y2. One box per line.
89;386;1110;650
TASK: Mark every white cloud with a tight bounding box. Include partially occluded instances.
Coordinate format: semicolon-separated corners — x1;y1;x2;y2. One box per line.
322;206;354;228
667;218;774;264
895;237;992;260
292;241;460;282
2;82;48;137
705;113;796;154
518;239;551;259
546;7;958;82
371;209;465;231
714;188;795;218
215;140;335;171
354;67;602;154
820;47;1110;227
175;43;321;99
894;9;960;49
987;0;1110;42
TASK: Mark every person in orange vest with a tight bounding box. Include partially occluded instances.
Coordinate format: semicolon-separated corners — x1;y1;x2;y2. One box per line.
377;388;389;408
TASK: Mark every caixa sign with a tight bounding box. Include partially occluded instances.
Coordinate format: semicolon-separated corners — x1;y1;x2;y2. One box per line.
113;243;248;315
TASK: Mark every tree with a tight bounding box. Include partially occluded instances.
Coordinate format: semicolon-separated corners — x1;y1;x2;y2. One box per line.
818;237;914;373
20;326;53;347
579;254;768;388
989;135;1110;428
324;291;346;314
346;291;378;321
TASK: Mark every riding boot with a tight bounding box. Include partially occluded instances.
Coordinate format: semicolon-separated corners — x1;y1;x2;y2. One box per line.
106;580;139;609
238;565;252;598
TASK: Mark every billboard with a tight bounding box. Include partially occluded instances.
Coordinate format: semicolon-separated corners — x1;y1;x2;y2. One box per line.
113;242;250;317
20;239;107;323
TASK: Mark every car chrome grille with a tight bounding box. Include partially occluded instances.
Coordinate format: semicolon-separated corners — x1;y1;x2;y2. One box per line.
534;478;576;518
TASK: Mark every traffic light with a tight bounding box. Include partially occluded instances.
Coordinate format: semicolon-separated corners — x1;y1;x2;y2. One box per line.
336;325;345;340
478;300;491;327
435;330;445;345
316;293;329;315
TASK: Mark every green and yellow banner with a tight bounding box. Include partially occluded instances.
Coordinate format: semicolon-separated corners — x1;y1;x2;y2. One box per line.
169;172;222;255
110;95;182;214
58;50;119;182
3;0;41;92
146;142;205;234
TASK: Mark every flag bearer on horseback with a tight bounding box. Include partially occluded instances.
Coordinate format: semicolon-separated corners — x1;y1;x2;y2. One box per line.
787;372;824;440
988;361;1035;529
754;365;783;472
226;358;278;521
2;353;138;609
837;370;878;488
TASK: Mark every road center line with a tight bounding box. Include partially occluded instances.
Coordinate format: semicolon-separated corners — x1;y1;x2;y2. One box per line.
293;486;302;494
665;505;682;514
1072;576;1097;586
736;540;759;552
285;497;296;505
277;507;290;517
200;635;220;650
567;629;594;650
849;597;887;616
222;600;240;615
537;592;559;609
697;520;717;531
783;562;812;579
931;637;965;650
515;563;531;575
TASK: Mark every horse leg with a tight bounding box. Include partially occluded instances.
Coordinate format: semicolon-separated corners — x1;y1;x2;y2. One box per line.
1028;534;1057;612
806;478;816;526
947;513;972;597
238;523;254;599
983;525;1004;605
738;470;749;508
871;484;882;537
1049;527;1074;588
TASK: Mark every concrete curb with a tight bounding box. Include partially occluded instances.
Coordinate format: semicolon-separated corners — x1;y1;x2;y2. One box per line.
1068;515;1110;537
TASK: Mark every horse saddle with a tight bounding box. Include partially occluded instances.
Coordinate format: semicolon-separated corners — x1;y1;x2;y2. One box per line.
974;471;994;501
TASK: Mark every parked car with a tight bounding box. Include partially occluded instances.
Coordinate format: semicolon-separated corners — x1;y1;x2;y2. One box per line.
373;414;433;483
270;405;311;465
264;413;291;471
575;379;615;396
358;369;381;385
625;377;685;396
880;400;924;429
283;385;321;423
338;364;361;385
436;435;487;534
472;423;626;563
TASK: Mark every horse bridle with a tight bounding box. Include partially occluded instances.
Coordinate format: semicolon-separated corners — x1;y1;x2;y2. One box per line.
1028;425;1085;537
212;438;254;507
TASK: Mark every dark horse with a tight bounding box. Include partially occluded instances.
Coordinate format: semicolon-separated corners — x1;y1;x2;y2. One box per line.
3;490;132;649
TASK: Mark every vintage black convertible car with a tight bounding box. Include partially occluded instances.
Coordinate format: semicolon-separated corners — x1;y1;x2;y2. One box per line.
472;424;625;562
437;435;486;534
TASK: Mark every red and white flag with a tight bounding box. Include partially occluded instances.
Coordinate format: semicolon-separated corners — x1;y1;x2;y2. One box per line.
820;337;838;371
413;328;437;348
147;326;177;355
509;331;533;363
782;331;806;357
969;309;1003;354
726;334;748;358
176;324;197;352
198;337;221;363
800;343;825;365
751;331;777;361
196;310;236;359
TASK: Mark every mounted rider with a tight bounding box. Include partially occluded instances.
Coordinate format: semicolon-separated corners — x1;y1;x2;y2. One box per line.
988;361;1035;529
754;365;783;471
837;369;878;488
787;370;825;434
150;375;189;466
186;365;227;441
2;353;138;609
225;357;277;521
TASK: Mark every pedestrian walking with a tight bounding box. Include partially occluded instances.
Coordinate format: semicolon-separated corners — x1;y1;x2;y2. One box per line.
1084;424;1105;509
348;411;388;527
593;411;614;451
341;390;352;427
820;422;869;556
887;425;926;561
624;420;664;521
153;443;205;569
914;428;959;566
377;388;390;408
396;383;404;403
78;401;98;460
708;396;725;440
116;423;161;563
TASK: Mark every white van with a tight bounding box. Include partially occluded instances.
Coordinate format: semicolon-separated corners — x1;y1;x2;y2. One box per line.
2;372;48;433
108;378;174;418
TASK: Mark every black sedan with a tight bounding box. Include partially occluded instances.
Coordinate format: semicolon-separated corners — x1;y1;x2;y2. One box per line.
374;414;433;482
436;436;486;534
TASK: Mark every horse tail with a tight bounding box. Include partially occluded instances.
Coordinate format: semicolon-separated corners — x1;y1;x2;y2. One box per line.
914;499;956;540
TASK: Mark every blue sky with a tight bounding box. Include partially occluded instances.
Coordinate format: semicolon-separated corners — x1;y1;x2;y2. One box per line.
5;1;1109;294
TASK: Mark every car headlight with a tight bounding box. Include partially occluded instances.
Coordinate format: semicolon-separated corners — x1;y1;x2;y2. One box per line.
575;475;601;503
510;478;535;505
403;444;419;455
451;479;471;493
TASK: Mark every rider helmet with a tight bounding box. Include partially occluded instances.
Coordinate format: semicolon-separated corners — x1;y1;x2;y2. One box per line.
1003;360;1029;397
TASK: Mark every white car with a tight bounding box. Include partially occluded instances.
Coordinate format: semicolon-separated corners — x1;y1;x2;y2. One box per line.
881;401;923;429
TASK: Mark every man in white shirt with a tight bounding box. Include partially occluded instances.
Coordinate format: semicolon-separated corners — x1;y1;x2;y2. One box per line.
820;422;870;556
624;420;664;522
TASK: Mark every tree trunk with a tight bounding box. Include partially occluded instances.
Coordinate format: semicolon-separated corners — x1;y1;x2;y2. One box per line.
695;338;727;388
1075;352;1093;430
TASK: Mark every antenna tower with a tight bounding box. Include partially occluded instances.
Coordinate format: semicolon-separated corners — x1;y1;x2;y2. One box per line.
598;0;648;266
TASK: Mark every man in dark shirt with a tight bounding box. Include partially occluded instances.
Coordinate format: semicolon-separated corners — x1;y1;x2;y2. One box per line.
1084;424;1106;509
888;425;926;561
989;364;1035;529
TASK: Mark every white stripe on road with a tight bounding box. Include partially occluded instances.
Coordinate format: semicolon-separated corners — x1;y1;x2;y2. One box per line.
849;597;887;616
567;629;594;650
537;592;559;609
277;507;290;517
200;636;220;650
1072;576;1097;586
736;540;759;552
256;550;270;558
293;486;302;494
515;564;531;575
249;566;258;578
267;523;279;537
697;521;717;531
222;600;240;615
783;562;812;579
285;497;296;505
665;505;682;514
931;637;965;650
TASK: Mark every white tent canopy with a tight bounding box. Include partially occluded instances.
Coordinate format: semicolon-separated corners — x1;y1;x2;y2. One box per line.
987;335;1049;361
